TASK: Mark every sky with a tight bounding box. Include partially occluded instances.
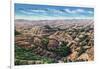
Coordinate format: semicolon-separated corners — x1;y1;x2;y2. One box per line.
15;3;94;20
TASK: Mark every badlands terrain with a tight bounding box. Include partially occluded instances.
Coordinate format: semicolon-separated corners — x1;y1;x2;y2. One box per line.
15;19;94;65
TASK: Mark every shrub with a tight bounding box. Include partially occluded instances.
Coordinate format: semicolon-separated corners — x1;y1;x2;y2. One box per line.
51;41;71;57
15;45;54;65
44;25;52;29
15;30;21;35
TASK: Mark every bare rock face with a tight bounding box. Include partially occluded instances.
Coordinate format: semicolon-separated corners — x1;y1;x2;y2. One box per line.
15;35;27;42
33;37;42;46
67;51;79;62
86;47;94;61
47;34;60;50
30;26;43;34
15;35;32;49
77;53;89;61
74;37;80;42
17;41;31;48
47;39;59;50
